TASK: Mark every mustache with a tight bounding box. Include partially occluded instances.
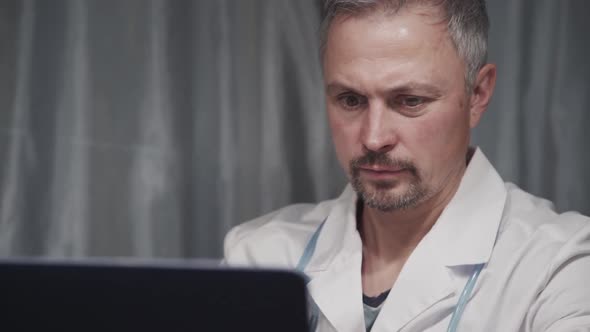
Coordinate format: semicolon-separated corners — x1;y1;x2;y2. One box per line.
350;151;418;176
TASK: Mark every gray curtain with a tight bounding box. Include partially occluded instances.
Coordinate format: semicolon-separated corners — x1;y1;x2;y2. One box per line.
475;0;590;215
0;0;588;259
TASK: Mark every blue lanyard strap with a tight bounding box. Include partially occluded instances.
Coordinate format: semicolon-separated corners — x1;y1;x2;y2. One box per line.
296;219;327;332
447;263;485;332
296;220;326;273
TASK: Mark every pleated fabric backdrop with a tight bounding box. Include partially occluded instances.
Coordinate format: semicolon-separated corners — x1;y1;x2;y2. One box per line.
0;0;588;258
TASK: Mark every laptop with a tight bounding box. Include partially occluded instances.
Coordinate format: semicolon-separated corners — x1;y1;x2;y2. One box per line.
0;258;310;332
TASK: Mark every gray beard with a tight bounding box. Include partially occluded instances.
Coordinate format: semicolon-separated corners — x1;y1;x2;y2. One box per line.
349;151;428;212
351;176;428;212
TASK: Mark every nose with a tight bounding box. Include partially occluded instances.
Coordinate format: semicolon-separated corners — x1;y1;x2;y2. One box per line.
360;102;397;153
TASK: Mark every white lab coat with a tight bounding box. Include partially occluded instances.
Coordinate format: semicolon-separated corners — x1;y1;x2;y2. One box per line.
224;148;590;331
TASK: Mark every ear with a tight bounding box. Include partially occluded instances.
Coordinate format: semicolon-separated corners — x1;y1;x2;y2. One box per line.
468;64;497;128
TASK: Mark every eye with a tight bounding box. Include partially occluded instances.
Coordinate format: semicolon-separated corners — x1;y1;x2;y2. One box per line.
337;93;367;110
390;95;431;116
399;95;426;107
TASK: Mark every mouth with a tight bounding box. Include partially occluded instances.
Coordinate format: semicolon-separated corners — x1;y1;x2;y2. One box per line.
358;166;408;179
350;152;418;184
359;165;405;172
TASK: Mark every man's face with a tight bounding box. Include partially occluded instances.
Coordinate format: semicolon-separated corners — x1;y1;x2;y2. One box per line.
323;7;483;212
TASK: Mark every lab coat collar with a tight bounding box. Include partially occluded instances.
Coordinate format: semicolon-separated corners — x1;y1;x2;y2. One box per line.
373;148;508;331
432;147;507;267
304;148;508;331
305;186;365;331
304;185;361;273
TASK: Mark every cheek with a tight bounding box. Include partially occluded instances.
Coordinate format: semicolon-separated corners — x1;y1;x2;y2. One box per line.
328;111;360;170
411;108;471;177
415;111;469;148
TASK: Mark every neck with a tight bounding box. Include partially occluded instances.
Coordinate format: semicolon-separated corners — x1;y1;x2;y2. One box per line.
360;195;447;262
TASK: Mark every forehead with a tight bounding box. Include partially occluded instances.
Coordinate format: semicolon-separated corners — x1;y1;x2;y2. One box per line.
325;4;450;55
322;6;465;90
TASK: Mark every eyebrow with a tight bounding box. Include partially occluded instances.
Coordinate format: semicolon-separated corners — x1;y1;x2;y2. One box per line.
325;82;444;97
325;83;361;95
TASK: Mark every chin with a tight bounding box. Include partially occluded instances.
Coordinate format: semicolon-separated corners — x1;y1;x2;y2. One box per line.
357;182;428;212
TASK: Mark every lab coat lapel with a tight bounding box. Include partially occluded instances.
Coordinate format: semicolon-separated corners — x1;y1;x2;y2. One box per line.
370;234;455;332
304;186;366;332
307;253;365;332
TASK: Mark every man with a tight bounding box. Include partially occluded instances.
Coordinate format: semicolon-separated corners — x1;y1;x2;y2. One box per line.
224;0;590;331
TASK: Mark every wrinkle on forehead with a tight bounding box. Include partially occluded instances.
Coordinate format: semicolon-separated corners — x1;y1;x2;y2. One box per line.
325;8;453;67
322;4;466;99
326;3;452;59
331;2;448;31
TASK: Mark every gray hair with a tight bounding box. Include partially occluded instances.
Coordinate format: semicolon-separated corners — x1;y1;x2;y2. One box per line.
320;0;489;90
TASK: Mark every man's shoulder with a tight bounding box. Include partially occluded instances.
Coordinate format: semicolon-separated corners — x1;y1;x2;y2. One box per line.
502;182;590;238
493;183;590;330
496;182;590;274
223;197;339;268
